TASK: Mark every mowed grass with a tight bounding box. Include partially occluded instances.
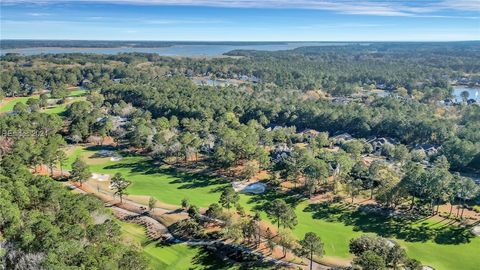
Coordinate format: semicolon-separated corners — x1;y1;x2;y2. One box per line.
69;146;480;270
400;238;480;270
119;221;204;270
67;146;228;207
0;88;87;114
0;96;32;113
291;201;480;270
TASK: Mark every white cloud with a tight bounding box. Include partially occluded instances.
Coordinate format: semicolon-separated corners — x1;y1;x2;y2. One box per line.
26;12;51;16
142;19;226;24
439;0;480;10
2;0;479;18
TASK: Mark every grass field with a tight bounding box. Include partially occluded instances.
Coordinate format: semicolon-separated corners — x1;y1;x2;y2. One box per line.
0;96;32;113
292;201;480;269
69;146;480;270
119;221;205;270
67;146;229;207
119;221;270;269
0;88;86;114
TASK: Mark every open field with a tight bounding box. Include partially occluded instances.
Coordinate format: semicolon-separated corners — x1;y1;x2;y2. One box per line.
69;146;480;270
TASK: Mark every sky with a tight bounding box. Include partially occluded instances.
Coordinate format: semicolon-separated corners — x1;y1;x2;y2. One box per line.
0;0;479;41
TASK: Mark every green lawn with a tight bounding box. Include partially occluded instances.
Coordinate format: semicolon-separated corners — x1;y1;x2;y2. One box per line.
0;88;87;114
119;221;270;269
291;201;480;269
0;96;32;113
69;146;480;270
67;146;229;207
67;89;87;97
64;146;87;170
44;103;69;115
119;221;204;270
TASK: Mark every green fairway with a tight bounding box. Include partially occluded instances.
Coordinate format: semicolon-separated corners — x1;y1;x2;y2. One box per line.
0;96;32;113
293;202;360;259
119;221;270;269
119;221;204;270
0;88;87;114
69;146;480;270
68;146;229;207
291;201;480;270
43;103;69;115
66;89;87;97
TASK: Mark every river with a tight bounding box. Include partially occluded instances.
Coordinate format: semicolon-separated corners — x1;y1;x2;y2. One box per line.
0;42;349;57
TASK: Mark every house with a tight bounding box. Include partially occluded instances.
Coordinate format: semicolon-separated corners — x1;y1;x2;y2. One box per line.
185;69;194;77
96;116;128;129
266;125;289;132
376;83;387;90
200;134;216;153
332;97;350;104
367;137;397;154
200;142;214;153
414;144;440;156
271;143;293;163
111;116;128;129
301;129;320;141
332;133;353;145
251;75;260;83
80;79;91;87
238;75;260;83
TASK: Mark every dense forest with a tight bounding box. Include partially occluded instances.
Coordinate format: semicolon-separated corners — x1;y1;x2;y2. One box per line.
0;111;148;269
2;43;478;172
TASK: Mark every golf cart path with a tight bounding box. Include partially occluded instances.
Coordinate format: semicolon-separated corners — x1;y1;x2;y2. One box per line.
72;183;308;269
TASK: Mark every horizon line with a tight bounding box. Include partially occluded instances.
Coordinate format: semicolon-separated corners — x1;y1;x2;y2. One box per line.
2;39;480;42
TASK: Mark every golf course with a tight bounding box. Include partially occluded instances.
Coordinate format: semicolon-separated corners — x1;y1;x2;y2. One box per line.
67;146;480;270
0;88;86;114
119;221;204;270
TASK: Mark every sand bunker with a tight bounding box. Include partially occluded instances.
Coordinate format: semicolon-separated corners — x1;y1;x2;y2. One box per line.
472;225;480;236
232;181;266;194
91;173;111;181
96;150;123;161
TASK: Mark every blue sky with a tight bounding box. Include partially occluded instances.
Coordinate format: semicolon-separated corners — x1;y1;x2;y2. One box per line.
1;0;479;41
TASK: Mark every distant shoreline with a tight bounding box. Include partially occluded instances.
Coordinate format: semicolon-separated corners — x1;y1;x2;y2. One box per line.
0;40;296;50
0;42;342;56
2;40;478;50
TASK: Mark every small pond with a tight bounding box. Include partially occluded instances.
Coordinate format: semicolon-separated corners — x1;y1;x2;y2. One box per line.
452;86;479;102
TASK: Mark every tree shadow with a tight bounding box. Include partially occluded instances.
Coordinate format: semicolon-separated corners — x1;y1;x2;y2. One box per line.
247;188;306;212
104;158;228;190
191;246;236;270
303;201;475;245
169;170;227;190
191;245;278;270
85;145;118;152
434;226;475;244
